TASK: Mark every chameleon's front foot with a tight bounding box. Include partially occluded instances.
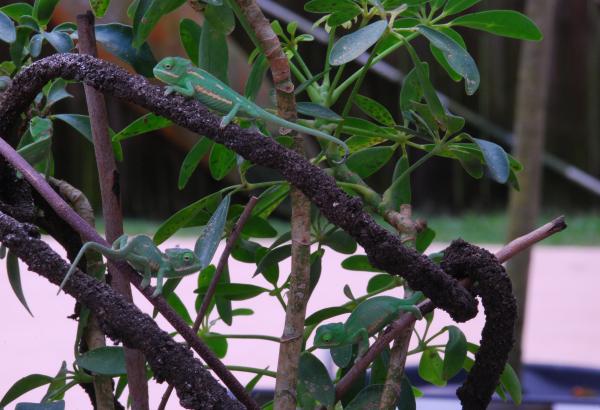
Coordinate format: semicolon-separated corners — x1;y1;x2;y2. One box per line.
164;86;176;96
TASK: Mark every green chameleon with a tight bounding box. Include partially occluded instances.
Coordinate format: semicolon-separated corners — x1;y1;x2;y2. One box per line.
58;234;202;297
153;56;349;163
314;292;424;362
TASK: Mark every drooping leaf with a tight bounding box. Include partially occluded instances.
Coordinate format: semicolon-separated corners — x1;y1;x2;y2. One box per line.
0;374;53;407
252;183;290;219
244;53;268;101
354;94;395;126
112;113;172;142
52;114;93;143
209;143;236;180
416;227;435;253
45;79;73;108
442;325;467;380
429;26;466;82
416;25;479;95
473;138;510;183
215;264;232;325
179;18;202;66
397;376;416;410
330;20;388;66
194;194;230;268
43;30;74;53
199;18;229;84
452;10;543;41
76;347;126;376
323;230;357;254
6;251;33;316
345;384;385;409
132;0;186;48
254;244;291;285
298;352;335;406
178;137;213;189
382;153;411;209
500;363;522;405
346;146;396;178
399;64;425;121
0;11;16;43
418;348;446;386
166;291;193;324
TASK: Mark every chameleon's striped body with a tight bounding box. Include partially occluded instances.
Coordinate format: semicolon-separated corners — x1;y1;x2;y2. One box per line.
153;56;348;162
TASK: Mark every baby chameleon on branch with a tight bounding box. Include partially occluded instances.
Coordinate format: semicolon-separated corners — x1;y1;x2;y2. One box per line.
58;235;202;297
153;56;350;163
314;292;424;362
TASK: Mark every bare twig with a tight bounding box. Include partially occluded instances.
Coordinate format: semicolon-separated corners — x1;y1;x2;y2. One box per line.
76;12;149;409
158;196;259;410
335;216;567;400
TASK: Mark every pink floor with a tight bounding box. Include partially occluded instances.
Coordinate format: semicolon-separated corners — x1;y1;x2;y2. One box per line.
1;237;599;409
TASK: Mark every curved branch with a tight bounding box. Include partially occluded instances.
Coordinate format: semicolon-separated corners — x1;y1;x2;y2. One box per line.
0;211;243;410
0;53;477;322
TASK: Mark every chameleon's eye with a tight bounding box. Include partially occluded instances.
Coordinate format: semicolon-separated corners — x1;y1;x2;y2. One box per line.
164;63;172;70
183;255;190;262
322;334;332;342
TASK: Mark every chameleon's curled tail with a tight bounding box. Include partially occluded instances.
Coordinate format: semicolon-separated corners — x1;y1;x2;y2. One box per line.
261;110;349;164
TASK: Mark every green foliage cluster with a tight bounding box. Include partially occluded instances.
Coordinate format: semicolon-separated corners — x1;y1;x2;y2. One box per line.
0;0;541;408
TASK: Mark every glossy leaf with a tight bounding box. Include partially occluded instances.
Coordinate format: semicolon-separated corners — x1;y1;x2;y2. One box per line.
452;10;543;41
52;114;93;143
354;94;395;126
416;227;435;253
0;3;33;23
305;306;351;326
330;20;388;66
112;113;172;142
6;251;32;316
200;18;229;84
166;291;192;324
201;332;228;358
254;244;291;285
442;325;467;379
33;0;60;26
418;348;446;386
0;11;16;43
178;137;212;189
209;143;236;180
16;402;64;410
153;191;221;244
346;146;396;178
179;18;202;66
194;194;230;268
232;239;264;263
1;374;52;407
94;24;157;77
252;184;290;219
132;0;186;48
204;3;235;35
76;347;126;376
500;363;522;405
473;138;510;183
46;79;73;108
89;0;110;17
244;53;268;101
444;0;481;15
43;30;73;53
323;230;357;254
327;8;362;27
341;255;382;272
345;384;385;409
382;153;411;209
195;283;269;300
366;274;394;292
417;25;479;95
42;362;67;402
297;102;342;120
428;26;465;82
399;64;425;121
298;352;335;406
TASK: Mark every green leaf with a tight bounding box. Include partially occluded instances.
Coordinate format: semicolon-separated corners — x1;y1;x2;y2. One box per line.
204;3;235;35
179;18;202;66
153;191;221;244
354;95;395;126
305;306;351;326
298;352;335;406
418;348;446;386
200;18;229;84
444;0;480;15
46;79;73;108
15;402;64;410
112;113;172;142
93;24;157;77
76;347;126;376
195;283;269;300
346;146;396;178
215;264;233;325
297;102;342;121
327;8;362;27
245;368;267;392
473;138;510;183
18;126;51;166
500;363;522;405
132;0;186;48
366;274;394;292
397;376;416;410
241;216;278;238
305;0;359;13
370;348;390;385
399;64;425;121
166;291;192;324
33;0;60;26
416;227;435;253
232;239;264;263
6;251;32;316
382;153;411;209
323;230;357;254
1;374;53;407
0;3;34;23
194;194;230;268
178;137;212;189
43;30;74;53
209;143;236;180
452;10;543;41
42;363;67;402
253;184;290;219
330;344;353;368
330;20;388;66
201;332;228;358
89;0;110;17
345;384;385;409
254;244;291;285
442;325;467;380
0;11;16;43
428;26;467;81
416;25;479;95
244;53;268;101
29;34;43;58
341;255;382;272
52;114;92;142
309;249;324;296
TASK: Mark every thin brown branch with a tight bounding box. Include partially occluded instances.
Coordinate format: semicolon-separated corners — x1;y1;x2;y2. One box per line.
76;12;149;409
158;196;259;410
335;216;567;400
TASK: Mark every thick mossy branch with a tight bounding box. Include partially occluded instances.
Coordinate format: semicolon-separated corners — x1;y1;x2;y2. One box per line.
0;53;477;321
0;211;244;410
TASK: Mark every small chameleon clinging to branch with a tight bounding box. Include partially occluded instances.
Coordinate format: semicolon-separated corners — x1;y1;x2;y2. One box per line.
58;235;202;297
313;292;424;361
153;56;350;163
